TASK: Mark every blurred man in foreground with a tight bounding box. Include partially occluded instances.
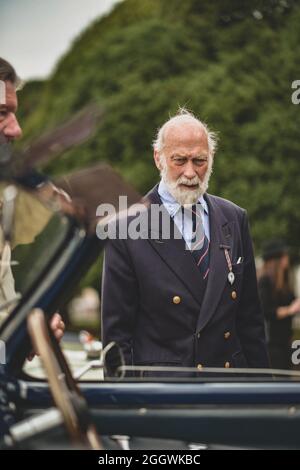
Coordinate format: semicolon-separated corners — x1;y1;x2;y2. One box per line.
0;57;64;341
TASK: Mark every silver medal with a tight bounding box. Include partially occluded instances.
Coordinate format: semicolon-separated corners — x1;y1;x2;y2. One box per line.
228;271;235;285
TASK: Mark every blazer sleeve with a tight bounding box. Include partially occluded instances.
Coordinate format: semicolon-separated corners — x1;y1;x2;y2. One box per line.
101;237;139;371
236;210;270;368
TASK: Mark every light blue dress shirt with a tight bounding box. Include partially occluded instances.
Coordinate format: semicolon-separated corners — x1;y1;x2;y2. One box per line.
158;179;210;249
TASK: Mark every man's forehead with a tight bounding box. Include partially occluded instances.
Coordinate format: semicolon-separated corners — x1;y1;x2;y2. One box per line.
163;127;208;153
164;122;207;144
0;80;6;105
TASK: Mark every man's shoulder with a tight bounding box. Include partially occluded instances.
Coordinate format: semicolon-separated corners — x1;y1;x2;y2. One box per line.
206;193;246;218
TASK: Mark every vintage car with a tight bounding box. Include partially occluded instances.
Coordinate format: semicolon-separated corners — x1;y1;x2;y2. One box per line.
1;143;300;450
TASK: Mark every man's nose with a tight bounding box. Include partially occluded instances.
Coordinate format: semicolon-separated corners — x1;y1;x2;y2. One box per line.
183;161;197;179
4;115;22;140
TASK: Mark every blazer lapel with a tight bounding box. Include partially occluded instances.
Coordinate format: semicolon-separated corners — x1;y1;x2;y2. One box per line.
196;194;234;331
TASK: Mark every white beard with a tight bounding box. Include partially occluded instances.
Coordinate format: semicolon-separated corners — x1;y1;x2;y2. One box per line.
160;157;213;206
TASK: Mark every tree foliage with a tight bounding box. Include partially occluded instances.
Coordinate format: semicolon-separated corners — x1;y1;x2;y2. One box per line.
18;0;300;256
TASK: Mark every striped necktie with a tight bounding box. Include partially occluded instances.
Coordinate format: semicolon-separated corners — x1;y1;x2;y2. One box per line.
189;204;210;280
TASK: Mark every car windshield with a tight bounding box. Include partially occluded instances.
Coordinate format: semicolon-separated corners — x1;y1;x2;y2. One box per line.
0;181;71;326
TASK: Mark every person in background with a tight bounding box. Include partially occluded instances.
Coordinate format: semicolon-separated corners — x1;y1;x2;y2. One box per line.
258;239;300;370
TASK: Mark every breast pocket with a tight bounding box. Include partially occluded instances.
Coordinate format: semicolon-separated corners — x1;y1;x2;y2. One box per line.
231;262;244;276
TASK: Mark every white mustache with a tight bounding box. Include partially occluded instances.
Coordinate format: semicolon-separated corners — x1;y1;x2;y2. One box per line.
176;177;200;187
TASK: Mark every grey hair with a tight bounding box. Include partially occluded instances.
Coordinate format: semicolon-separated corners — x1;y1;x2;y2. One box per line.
0;57;23;90
153;107;218;157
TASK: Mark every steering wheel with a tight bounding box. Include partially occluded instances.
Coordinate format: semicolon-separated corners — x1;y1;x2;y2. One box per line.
27;308;103;449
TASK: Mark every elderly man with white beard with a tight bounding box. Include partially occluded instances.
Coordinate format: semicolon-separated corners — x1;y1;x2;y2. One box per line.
101;109;269;377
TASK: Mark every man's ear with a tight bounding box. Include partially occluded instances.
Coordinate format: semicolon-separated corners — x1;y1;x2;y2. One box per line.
153;150;162;171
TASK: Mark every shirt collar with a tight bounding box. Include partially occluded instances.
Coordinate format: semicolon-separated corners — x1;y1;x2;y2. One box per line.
158;179;208;217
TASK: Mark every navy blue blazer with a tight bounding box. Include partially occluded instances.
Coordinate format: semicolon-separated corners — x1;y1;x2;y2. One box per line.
101;185;269;372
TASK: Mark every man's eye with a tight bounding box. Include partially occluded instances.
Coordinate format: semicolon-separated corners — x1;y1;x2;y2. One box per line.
194;158;207;166
0;111;7;120
173;158;186;165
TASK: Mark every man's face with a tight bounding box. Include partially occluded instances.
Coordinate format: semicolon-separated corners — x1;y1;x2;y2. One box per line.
154;121;213;205
0;80;22;142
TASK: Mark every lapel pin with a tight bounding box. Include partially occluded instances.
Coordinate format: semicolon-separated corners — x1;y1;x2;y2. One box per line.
222;247;235;286
228;271;235;285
